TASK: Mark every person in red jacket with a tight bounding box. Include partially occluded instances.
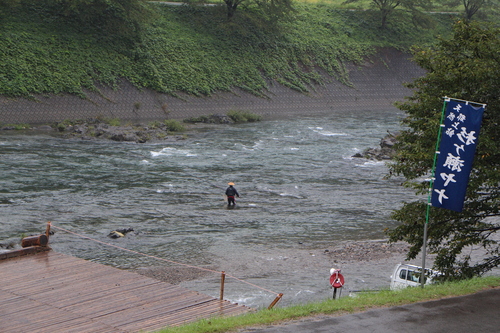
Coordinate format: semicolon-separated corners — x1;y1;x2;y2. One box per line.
225;182;240;206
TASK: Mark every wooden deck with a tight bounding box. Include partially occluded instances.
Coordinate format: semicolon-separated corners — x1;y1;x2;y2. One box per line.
0;248;252;333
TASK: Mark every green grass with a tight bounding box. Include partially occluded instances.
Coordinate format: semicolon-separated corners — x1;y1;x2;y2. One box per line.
164;119;186;132
0;2;457;100
0;122;30;130
155;276;500;333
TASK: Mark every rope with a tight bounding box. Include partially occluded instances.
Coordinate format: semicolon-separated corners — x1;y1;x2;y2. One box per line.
224;273;279;295
50;224;280;296
51;225;218;273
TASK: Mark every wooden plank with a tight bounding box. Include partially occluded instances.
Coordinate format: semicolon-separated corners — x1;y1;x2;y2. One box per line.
0;292;119;333
33;274;164;306
62;284;192;316
52;280;174;308
0;246;50;260
112;296;250;331
0;250;252;333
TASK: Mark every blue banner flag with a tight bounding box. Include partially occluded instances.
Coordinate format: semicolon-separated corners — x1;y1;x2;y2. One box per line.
431;100;485;212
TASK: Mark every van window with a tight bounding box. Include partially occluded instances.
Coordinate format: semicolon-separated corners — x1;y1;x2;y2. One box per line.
407;270;419;282
399;269;422;283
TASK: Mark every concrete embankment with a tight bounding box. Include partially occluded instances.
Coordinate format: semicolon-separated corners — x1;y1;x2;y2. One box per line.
0;48;424;125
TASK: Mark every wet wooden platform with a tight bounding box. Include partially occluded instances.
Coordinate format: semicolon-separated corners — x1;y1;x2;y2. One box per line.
0;248;251;333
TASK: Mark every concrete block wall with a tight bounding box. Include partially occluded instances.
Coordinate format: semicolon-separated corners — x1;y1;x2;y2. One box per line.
0;48;424;125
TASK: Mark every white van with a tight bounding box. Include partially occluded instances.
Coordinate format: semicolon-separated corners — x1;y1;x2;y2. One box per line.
390;264;440;290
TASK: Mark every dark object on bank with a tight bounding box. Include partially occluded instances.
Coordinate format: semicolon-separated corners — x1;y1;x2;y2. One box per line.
183;114;233;124
108;228;134;239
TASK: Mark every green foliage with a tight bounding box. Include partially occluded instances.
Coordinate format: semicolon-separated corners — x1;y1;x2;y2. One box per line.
0;122;30;129
148;120;163;129
183;115;212;124
55;123;67;132
219;0;294;22
387;20;500;280
93;115;122;126
227;110;262;122
343;0;434;28
10;123;30;130
445;0;499;21
106;118;121;126
34;0;153;43
0;2;455;99
164;119;185;132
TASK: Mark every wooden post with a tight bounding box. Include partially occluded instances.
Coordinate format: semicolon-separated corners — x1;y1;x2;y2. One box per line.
267;293;283;310
45;221;51;239
220;271;226;301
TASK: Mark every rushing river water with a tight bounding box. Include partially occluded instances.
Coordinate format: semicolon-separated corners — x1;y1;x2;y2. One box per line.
0;109;418;308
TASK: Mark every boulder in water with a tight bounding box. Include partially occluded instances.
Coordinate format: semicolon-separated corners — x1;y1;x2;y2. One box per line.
353;131;399;160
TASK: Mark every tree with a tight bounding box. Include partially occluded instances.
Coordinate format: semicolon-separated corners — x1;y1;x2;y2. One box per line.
342;0;433;28
221;0;293;21
0;0;21;19
464;0;486;19
224;0;243;20
445;0;498;21
0;0;20;8
37;0;152;41
387;20;500;280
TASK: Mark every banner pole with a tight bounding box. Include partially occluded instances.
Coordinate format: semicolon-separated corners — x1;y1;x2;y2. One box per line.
421;97;449;288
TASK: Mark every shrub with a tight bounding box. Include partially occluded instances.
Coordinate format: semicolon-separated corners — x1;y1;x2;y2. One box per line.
13;123;31;130
106;118;121;126
227;110;262;123
164;119;185;132
148;120;163;129
183;116;211;123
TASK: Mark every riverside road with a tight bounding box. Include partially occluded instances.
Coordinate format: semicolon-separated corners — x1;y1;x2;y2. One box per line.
238;288;500;333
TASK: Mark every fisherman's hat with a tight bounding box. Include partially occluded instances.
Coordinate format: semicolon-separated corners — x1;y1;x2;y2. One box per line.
228;182;235;186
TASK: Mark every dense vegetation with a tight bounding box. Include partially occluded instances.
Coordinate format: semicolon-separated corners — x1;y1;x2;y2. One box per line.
0;1;457;100
388;20;500;280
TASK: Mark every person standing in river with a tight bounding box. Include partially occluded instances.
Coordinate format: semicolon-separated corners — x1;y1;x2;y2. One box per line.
225;182;240;206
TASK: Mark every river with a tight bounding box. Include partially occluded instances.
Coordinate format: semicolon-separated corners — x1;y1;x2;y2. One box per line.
0;109;418;308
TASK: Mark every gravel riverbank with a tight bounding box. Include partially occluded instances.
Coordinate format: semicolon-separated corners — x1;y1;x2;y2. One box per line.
134;239;417;291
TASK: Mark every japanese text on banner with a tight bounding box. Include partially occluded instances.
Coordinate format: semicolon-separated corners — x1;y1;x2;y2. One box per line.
431;100;485;212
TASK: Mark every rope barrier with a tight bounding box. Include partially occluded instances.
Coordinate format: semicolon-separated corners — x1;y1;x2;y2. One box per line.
49;224;282;300
224;272;280;295
51;224;218;274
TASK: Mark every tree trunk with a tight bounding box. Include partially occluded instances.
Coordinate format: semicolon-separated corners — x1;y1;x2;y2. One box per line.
380;9;389;29
225;1;238;20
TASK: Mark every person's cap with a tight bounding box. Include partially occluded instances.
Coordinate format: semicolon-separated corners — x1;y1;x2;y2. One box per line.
228;182;235;186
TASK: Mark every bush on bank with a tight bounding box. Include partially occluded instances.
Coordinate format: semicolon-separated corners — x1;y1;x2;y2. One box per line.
227;110;262;123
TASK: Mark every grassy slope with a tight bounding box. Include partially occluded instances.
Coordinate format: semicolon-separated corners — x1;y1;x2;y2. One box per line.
156;276;500;333
0;3;456;99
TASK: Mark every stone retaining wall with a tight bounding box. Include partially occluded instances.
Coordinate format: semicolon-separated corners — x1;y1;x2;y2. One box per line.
0;48;424;125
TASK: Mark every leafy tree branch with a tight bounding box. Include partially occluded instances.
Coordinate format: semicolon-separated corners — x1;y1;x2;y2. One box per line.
387;20;500;280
